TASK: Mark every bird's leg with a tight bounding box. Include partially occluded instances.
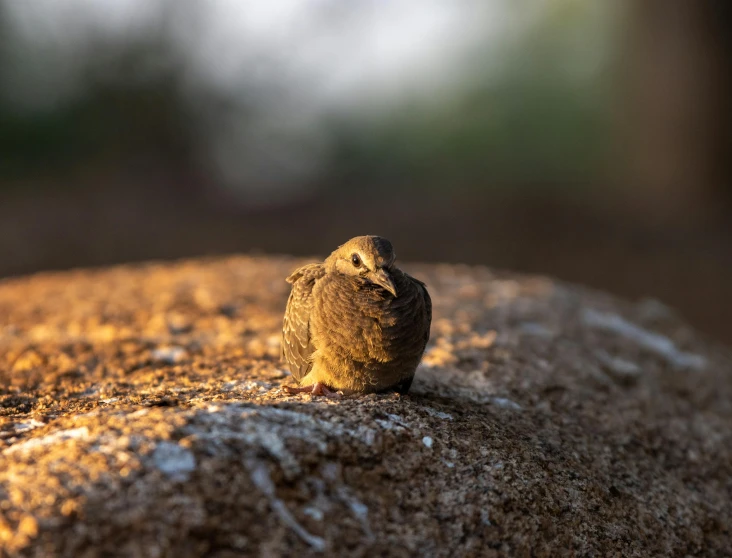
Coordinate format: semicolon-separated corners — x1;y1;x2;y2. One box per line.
310;382;343;398
282;384;313;395
283;382;342;399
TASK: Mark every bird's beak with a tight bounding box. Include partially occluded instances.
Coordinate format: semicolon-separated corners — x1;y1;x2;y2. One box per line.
371;268;397;297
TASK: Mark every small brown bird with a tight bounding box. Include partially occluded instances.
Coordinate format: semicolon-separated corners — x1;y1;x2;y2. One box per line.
281;235;431;397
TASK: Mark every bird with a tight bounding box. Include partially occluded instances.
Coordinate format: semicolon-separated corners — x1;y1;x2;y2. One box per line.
281;235;431;397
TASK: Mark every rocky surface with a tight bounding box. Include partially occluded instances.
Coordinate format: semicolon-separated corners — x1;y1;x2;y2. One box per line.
0;256;730;557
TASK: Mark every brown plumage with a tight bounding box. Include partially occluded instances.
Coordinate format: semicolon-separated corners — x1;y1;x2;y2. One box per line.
281;235;431;397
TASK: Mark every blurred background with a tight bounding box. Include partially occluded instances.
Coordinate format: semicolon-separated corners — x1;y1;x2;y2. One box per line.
1;0;730;342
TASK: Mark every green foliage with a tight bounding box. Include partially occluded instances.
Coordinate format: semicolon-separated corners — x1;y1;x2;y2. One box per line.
0;0;619;195
325;1;618;192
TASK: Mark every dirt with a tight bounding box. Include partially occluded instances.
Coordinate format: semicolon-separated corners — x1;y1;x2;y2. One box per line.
0;256;730;557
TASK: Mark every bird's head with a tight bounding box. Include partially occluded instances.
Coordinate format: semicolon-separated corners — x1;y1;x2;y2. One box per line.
325;235;398;297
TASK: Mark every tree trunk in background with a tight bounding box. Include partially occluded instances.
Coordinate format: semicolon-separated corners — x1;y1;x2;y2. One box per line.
620;0;730;221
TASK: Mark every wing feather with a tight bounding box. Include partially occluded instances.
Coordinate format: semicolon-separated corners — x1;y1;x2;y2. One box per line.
406;274;432;346
281;263;325;381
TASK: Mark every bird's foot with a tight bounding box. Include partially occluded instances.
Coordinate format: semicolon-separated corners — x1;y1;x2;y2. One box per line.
283;382;343;399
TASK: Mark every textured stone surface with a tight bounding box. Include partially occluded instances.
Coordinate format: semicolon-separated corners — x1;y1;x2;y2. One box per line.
0;256;730;557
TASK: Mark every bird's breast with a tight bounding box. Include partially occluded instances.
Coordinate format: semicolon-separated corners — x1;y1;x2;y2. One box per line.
312;274;426;364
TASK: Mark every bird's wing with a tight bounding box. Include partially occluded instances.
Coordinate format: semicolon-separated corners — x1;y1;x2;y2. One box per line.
406;273;432;346
281;263;325;381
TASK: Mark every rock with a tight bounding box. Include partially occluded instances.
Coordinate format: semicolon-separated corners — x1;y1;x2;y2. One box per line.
151;346;188;365
0;256;730;557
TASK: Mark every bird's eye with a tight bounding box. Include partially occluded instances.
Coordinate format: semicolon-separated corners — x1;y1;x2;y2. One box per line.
351;254;361;267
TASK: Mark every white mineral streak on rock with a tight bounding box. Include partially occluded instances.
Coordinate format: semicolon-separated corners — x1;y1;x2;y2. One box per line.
490;397;523;411
337;486;374;541
13;419;45;432
4;427;90;455
152;441;196;482
375;413;410;431
385;413;409;426
582;309;706;370
425;408;454;421
518;322;554;338
151;346;187;364
247;458;326;552
181;404;435;546
188;405;377;479
239;380;271;392
595;349;642;379
481;508;492;526
303;507;324;521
